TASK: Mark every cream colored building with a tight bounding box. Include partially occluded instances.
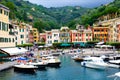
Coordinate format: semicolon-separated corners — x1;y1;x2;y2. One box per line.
0;4;15;47
12;22;30;45
60;26;70;43
51;29;60;43
46;31;52;46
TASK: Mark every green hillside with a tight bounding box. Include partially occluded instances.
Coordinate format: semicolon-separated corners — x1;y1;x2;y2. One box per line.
78;0;119;26
0;0;88;32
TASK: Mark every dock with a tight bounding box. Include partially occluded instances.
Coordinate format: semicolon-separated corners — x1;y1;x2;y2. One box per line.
0;61;17;71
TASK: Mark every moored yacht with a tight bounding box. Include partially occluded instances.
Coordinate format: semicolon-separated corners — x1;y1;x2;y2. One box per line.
108;60;120;68
81;57;108;70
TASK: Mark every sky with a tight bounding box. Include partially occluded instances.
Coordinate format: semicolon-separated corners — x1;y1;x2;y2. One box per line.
28;0;114;8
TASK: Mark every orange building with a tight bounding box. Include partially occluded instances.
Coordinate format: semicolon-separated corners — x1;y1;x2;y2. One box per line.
93;26;109;42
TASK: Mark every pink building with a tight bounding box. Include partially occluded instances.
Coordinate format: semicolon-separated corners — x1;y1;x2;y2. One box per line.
28;30;34;43
70;26;92;42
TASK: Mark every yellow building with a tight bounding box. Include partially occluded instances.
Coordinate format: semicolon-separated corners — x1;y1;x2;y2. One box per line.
32;28;39;42
60;27;70;43
0;4;15;47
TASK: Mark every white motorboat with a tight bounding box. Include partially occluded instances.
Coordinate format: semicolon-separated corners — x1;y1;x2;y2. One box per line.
14;63;37;73
114;72;120;80
108;72;120;80
81;57;108;70
47;56;61;67
108;60;120;68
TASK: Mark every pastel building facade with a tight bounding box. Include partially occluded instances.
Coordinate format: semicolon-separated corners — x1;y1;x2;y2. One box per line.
32;28;39;42
70;26;92;42
39;33;46;43
59;27;70;43
27;25;34;43
0;4;15;47
93;26;109;42
46;31;52;46
12;23;29;45
94;18;120;42
51;29;60;43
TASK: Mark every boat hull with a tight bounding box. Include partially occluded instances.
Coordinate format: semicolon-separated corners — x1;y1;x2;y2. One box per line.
48;62;61;67
73;58;83;62
14;67;36;73
81;62;107;70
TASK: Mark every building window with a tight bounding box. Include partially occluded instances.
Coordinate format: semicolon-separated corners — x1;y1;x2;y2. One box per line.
9;38;11;42
54;40;58;43
13;38;14;42
76;34;77;37
0;37;4;42
21;41;23;44
54;34;58;37
89;34;91;36
22;29;24;32
20;29;24;32
4;10;8;16
80;34;81;36
15;37;17;40
0;9;2;14
0;21;1;30
86;34;88;36
2;22;5;31
20;35;24;38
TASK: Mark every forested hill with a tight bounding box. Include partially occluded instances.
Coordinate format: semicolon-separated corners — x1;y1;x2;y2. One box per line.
0;0;89;32
78;0;120;26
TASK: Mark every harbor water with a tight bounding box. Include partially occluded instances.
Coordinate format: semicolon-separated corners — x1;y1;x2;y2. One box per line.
0;55;120;80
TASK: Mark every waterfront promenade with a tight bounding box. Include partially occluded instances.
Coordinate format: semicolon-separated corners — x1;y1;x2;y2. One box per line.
0;61;17;71
82;48;117;56
64;48;118;56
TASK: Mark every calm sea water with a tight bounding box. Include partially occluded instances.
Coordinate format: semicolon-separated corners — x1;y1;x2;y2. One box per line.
0;55;120;80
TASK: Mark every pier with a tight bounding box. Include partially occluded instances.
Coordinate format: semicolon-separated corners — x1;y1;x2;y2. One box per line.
0;61;17;71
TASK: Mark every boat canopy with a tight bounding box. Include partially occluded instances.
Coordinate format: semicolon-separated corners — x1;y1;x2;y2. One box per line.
60;43;71;47
74;42;86;47
0;47;28;56
101;45;113;48
96;42;104;45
